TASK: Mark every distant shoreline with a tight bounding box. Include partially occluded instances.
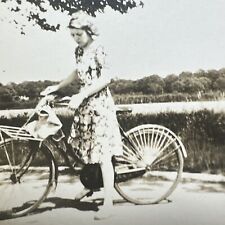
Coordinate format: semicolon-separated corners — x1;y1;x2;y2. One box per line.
1;100;225;118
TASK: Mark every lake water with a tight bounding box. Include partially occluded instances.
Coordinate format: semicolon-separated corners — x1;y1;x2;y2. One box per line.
1;100;225;118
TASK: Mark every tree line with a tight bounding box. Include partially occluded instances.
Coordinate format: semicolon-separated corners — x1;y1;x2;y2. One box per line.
110;68;225;95
1;68;225;109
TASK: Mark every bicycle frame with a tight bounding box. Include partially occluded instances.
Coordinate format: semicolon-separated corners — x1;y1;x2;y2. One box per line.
0;94;187;185
0;95;187;219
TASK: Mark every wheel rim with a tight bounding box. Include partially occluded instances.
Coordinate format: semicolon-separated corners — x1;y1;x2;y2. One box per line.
114;124;184;204
0;140;54;219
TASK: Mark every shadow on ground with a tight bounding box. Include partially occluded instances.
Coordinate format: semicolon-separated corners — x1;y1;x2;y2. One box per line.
0;196;172;221
0;197;99;221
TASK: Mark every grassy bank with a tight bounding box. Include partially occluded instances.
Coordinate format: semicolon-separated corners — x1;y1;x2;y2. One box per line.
117;110;225;173
0;110;225;174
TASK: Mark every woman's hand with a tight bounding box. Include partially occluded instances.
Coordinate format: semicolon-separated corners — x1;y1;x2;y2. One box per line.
40;85;59;96
68;93;87;110
35;95;55;111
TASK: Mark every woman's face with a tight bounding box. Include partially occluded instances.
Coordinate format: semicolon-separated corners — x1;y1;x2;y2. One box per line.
70;28;91;47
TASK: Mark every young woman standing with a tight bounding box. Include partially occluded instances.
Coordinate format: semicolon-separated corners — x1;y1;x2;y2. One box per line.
41;10;123;220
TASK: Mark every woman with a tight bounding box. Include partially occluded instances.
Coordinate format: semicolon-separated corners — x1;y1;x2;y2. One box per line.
41;10;123;220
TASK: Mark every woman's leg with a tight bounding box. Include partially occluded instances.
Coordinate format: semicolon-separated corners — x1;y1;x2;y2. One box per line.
94;156;114;219
101;157;114;207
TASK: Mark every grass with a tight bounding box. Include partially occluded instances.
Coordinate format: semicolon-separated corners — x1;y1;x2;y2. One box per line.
1;104;225;174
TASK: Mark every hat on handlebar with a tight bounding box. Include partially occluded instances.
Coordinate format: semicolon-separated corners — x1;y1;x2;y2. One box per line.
37;105;51;117
38;110;49;117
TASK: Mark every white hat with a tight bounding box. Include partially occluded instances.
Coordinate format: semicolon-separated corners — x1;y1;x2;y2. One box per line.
37;105;51;116
68;10;99;37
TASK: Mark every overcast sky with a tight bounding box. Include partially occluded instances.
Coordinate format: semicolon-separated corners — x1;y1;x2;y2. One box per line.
0;0;225;84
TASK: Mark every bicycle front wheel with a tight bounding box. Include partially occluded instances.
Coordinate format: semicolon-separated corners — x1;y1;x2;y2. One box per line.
0;139;56;219
114;124;185;205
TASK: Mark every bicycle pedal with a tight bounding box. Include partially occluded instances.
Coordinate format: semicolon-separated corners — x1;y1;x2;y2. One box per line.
75;188;92;201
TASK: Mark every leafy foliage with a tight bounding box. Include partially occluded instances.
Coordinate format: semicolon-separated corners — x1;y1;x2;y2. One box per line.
110;68;225;97
1;67;225;109
1;0;143;32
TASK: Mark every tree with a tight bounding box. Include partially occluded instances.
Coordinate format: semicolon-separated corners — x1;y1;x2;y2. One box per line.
1;0;143;33
171;79;186;93
179;71;193;79
0;86;15;102
218;68;225;77
136;75;165;94
206;69;220;90
110;79;135;94
213;76;225;91
14;80;55;98
198;77;211;91
193;69;206;78
164;74;178;93
184;77;205;93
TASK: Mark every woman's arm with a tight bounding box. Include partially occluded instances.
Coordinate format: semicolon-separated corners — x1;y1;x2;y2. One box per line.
80;74;111;98
61;68;111;97
57;70;78;90
68;72;112;110
41;70;78;96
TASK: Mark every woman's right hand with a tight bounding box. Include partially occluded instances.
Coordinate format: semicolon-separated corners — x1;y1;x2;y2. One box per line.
35;95;55;111
40;85;59;96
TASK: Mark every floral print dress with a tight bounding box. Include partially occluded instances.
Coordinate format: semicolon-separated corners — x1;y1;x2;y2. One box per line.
68;44;123;164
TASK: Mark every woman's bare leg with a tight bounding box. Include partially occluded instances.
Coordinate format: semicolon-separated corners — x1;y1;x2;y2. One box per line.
101;157;114;207
94;157;114;219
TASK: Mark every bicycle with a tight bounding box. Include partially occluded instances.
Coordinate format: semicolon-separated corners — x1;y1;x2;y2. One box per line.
0;95;187;219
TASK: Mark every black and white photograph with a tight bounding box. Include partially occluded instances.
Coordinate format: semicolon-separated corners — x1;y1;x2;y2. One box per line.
0;0;225;224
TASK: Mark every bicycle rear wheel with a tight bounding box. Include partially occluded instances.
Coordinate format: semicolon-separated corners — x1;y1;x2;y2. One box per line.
0;139;56;219
114;124;185;204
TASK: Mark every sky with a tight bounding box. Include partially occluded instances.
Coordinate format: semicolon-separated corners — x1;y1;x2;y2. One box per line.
0;0;225;84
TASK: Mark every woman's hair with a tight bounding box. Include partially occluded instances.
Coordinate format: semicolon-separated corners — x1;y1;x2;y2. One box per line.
68;10;99;38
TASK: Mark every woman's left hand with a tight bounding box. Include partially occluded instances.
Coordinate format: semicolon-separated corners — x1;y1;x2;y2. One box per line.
68;93;86;110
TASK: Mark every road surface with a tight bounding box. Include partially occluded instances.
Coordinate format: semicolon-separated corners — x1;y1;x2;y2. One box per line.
0;173;225;225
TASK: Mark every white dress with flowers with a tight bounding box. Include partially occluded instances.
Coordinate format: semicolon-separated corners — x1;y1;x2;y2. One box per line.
68;44;123;164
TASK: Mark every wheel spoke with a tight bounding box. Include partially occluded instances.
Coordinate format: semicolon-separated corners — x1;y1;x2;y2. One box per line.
152;128;160;150
131;132;143;152
115;124;184;205
150;127;156;150
158;136;177;156
0;139;55;218
157;130;170;150
142;129;147;147
123;143;141;160
151;147;179;168
11;141;17;174
128;136;143;158
137;129;145;149
3;147;14;174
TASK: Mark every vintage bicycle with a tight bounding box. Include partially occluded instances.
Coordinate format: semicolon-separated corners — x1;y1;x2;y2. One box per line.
0;95;187;219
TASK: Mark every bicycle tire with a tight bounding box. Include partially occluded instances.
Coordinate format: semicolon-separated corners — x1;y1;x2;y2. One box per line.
114;124;185;205
0;139;56;219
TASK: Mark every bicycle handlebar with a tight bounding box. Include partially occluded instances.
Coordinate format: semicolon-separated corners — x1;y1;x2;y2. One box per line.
21;94;69;129
37;95;72;108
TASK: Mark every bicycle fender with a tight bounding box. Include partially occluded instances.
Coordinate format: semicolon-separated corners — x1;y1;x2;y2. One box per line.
41;141;59;189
